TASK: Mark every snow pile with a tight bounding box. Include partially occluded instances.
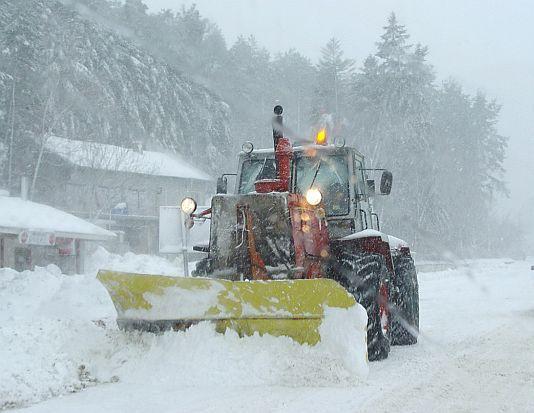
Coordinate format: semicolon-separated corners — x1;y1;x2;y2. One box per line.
123;283;226;320
319;306;369;377
0;265;114;409
1;249;367;410
86;246;182;276
99;323;365;389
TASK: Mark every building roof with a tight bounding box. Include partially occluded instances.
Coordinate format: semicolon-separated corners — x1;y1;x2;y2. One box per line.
45;136;212;181
0;196;115;241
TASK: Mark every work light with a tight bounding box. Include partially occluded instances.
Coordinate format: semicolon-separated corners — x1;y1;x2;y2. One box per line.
181;197;197;214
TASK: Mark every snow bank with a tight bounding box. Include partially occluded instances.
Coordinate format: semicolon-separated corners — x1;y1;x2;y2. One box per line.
1;249;367;410
319;306;369;377
98;322;365;389
86;246;182;276
0;265;114;409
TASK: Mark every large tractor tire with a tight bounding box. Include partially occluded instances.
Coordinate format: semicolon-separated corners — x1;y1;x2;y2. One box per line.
390;252;419;345
333;250;391;361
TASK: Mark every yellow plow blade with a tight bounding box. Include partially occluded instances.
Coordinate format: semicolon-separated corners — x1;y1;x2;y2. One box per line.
97;270;357;345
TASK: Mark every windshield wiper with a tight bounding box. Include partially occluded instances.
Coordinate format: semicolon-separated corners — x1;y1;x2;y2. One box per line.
309;159;322;189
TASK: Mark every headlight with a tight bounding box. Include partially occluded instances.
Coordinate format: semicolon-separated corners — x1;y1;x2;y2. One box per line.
181;197;197;214
305;188;322;206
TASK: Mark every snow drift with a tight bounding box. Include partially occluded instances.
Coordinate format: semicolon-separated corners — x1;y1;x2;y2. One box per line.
0;248;368;410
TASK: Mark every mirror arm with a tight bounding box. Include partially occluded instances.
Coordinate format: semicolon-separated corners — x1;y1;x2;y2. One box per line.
371;212;380;231
216;173;237;194
359;209;368;229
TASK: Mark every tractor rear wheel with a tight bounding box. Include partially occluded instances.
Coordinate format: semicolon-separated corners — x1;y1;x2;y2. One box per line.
334;250;391;361
391;252;419;345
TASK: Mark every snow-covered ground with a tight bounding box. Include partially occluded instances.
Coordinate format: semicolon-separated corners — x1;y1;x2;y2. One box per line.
2;251;534;412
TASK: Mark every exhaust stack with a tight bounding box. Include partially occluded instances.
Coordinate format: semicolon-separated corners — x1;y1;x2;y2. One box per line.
254;105;293;193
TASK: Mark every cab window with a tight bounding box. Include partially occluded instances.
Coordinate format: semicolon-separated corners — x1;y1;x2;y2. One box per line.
354;157;367;199
238;157;277;194
294;155;350;216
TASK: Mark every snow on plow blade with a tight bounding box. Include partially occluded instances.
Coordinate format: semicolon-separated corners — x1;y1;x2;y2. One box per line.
97;270;357;345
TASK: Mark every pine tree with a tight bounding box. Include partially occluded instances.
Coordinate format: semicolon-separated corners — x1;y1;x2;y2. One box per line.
376;13;411;71
350;13;443;250
0;72;13;186
0;0;45;189
122;0;148;35
225;36;275;148
272;49;316;135
470;92;507;198
314;38;354;131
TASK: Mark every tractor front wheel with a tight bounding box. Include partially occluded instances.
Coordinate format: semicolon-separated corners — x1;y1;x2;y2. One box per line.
334;251;391;361
390;252;419;345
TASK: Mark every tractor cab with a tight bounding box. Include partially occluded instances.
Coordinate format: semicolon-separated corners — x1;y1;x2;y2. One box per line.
234;144;389;239
187;105;394;278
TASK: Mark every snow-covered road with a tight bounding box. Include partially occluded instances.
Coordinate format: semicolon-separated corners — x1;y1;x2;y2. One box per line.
3;255;534;412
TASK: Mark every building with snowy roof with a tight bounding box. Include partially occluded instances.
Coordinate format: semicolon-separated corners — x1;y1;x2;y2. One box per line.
28;136;214;254
0;192;115;273
45;136;212;182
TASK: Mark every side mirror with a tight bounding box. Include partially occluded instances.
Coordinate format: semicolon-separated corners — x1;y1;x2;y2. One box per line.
380;171;393;195
366;179;376;196
216;176;228;194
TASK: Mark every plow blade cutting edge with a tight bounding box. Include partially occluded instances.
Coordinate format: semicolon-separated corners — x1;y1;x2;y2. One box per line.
97;270;358;345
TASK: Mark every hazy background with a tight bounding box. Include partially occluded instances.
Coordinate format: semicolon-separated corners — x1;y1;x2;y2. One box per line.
146;0;534;242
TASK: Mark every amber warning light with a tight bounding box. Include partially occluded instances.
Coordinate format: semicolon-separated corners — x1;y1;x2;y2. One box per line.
315;128;327;145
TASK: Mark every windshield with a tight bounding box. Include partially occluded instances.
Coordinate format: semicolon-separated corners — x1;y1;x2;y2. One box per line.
295;155;350;216
238;157;277;193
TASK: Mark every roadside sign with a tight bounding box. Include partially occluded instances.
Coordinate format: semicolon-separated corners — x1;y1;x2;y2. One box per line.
158;206;210;254
56;237;75;255
159;206;181;254
18;231;56;246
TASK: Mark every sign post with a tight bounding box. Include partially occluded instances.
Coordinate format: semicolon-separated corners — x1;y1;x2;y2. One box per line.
179;211;190;277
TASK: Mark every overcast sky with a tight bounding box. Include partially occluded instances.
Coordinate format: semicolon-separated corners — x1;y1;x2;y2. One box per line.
146;0;534;222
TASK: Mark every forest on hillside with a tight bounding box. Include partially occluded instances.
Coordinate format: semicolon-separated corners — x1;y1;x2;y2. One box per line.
0;0;232;179
0;0;520;256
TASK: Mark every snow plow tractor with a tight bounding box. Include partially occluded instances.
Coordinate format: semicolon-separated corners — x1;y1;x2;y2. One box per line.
98;105;419;361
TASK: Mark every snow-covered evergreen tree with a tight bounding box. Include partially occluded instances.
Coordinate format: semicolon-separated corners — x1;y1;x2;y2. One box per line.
350;14;439;249
272;50;316;136
0;72;13;185
313;38;354;134
349;13;508;254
